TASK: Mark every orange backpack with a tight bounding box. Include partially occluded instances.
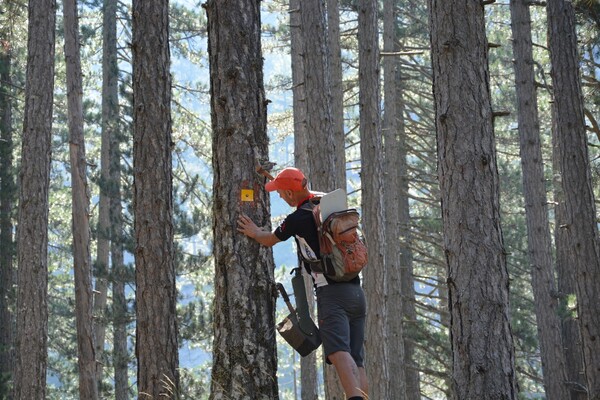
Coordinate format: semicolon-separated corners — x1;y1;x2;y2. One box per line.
302;200;368;282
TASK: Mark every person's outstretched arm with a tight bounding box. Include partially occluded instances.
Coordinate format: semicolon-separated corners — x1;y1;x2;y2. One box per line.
237;213;281;247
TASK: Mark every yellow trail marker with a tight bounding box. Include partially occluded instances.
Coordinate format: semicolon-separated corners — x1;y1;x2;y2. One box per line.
241;189;254;202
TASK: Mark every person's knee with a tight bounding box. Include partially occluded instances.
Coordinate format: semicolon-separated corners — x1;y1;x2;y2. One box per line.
327;350;353;364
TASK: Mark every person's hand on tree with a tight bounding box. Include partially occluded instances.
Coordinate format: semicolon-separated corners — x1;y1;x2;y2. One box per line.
237;213;260;239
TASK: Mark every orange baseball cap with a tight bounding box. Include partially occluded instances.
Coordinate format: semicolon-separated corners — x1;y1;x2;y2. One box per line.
265;167;307;192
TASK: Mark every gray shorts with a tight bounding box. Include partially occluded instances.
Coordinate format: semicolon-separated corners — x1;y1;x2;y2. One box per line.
316;282;366;367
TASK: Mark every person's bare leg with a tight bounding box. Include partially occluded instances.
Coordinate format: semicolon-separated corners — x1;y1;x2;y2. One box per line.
328;351;363;397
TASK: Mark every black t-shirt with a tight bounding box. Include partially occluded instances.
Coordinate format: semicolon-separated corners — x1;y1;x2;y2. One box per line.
273;198;320;262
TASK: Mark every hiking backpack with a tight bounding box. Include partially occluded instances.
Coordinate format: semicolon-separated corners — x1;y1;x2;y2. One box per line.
300;198;368;282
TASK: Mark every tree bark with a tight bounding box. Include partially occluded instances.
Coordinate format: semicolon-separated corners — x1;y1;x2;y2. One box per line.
205;1;279;399
300;1;342;398
13;1;56;398
553;124;587;400
397;67;422;400
546;1;600;398
299;0;337;191
429;1;518;398
358;1;388;398
132;0;180;397
63;0;98;397
382;0;408;398
291;0;309;178
289;1;319;398
327;0;346;189
0;32;14;400
509;2;570;399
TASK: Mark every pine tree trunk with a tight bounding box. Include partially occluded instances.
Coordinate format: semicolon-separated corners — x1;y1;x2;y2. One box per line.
108;13;127;393
553;133;587;400
547;1;600;398
291;0;309;177
299;1;342;398
397;67;421;400
289;1;319;398
326;0;346;188
132;0;180;396
358;1;388;398
205;1;279;399
13;1;56;398
429;1;518;398
300;0;337;191
395;4;422;396
510;2;570;399
63;0;98;397
0;35;14;400
382;0;407;397
92;0;116;384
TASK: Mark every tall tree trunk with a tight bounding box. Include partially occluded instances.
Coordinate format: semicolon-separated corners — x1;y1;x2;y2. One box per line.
300;0;337;191
13;1;56;398
323;1;346;397
100;0;128;395
509;2;570;399
205;1;279;399
397;66;421;400
547;1;600;398
291;1;308;178
429;1;518;398
553;120;587;400
382;0;407;398
290;1;319;398
132;0;180;397
0;34;14;400
63;0;98;398
93;0;115;384
358;1;388;398
327;0;346;189
106;1;128;395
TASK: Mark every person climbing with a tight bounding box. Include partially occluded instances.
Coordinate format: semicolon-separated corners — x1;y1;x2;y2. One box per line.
237;167;368;400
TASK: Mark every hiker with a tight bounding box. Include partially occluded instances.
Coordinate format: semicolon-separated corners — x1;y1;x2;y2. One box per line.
237;167;368;400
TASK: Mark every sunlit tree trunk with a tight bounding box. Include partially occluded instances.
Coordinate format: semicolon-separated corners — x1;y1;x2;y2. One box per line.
132;0;180;396
327;0;346;188
291;0;308;178
358;0;388;398
429;0;518;398
382;0;407;397
324;1;345;397
205;1;279;398
0;33;15;400
300;1;342;397
547;1;600;398
63;0;98;397
300;0;337;191
290;1;319;398
13;1;56;398
510;2;570;399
